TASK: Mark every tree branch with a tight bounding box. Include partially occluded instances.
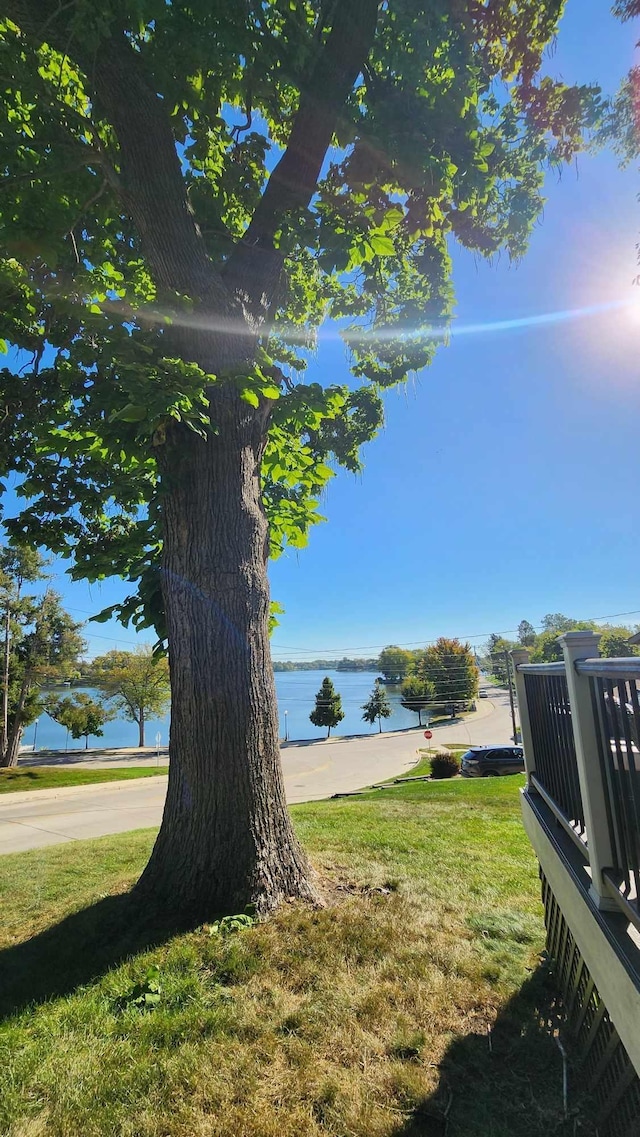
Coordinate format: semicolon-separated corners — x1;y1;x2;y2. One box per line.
5;1;235;316
223;0;380;322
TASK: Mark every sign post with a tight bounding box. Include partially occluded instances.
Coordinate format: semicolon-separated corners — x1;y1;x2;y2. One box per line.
155;731;162;768
423;728;433;757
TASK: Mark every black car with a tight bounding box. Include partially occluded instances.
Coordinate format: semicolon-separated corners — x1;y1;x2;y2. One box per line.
460;746;524;778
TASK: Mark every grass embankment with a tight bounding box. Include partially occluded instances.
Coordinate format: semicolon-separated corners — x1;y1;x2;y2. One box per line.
0;776;594;1137
0;766;164;794
398;745;467;779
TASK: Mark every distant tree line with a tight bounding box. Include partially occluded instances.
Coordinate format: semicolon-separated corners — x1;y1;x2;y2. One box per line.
481;613;639;682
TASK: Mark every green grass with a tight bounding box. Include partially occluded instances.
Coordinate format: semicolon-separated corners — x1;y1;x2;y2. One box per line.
0;776;595;1137
0;766;166;793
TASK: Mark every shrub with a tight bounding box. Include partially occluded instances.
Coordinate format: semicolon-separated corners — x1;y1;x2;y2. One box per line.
430;749;460;779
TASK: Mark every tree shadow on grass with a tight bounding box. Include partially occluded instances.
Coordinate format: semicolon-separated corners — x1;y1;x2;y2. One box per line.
395;967;597;1137
0;891;182;1021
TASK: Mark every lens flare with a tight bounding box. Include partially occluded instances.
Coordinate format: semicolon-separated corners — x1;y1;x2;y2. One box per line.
125;295;637;346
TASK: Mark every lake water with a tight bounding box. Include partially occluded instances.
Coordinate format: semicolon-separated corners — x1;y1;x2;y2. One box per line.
22;671;421;752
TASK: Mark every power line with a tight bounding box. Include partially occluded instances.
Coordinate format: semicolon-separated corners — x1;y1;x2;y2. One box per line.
271;608;640;658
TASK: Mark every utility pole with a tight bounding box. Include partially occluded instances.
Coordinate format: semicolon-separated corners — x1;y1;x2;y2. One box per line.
504;650;518;744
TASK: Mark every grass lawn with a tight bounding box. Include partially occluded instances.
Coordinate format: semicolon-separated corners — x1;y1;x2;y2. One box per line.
0;766;165;793
0;776;595;1137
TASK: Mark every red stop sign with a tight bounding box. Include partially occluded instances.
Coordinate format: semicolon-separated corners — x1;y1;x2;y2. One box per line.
423;730;433;740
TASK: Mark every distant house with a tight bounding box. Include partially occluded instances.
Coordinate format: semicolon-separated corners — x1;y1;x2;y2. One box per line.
628;630;640;645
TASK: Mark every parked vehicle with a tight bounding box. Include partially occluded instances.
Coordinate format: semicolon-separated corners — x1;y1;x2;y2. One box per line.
460;745;524;777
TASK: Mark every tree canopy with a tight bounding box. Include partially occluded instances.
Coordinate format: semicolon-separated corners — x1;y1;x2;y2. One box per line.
88;646;170;747
599;628;640;658
0;2;601;637
400;675;435;727
377;647;414;683
415;637;478;711
0;1;605;916
46;691;113;749
517;620;536;647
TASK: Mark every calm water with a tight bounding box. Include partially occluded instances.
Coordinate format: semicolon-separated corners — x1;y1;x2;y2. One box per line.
22;671;421;752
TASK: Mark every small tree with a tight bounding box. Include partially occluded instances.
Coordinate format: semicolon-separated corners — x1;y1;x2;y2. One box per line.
362;679;392;733
0;586;85;767
89;646;170;747
309;677;344;739
47;693;114;749
400;676;436;727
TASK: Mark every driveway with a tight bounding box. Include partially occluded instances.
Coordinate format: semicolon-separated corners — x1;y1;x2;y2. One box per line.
1;686;513;854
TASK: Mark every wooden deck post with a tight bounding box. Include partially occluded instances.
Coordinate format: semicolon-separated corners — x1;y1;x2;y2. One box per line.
511;648;536;783
559;631;617;911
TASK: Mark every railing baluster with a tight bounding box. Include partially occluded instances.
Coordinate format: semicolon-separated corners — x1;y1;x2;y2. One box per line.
624;682;640;906
518;665;585;842
592;677;626;874
572;655;640;929
605;677;634;899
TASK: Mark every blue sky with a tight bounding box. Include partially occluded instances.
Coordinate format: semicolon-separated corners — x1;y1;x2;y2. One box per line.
5;1;640;659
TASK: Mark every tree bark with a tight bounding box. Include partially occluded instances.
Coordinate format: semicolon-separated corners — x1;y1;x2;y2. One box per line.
1;606;10;757
1;676;28;767
137;393;318;919
138;710;145;749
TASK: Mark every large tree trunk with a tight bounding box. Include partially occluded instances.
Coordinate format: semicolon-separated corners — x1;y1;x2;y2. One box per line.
138;711;145;749
137;394;318;921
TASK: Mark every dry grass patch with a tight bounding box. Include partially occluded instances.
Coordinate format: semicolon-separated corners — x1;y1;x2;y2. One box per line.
0;776;596;1136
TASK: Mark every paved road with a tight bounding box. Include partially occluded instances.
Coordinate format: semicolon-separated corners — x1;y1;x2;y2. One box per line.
1;686;513;855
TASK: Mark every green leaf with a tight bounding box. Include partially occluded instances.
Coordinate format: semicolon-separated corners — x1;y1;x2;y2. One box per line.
0;339;8;354
115;405;148;423
369;234;395;256
240;390;260;407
